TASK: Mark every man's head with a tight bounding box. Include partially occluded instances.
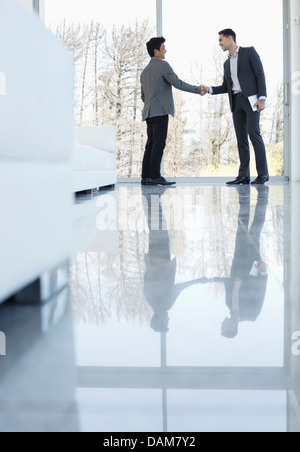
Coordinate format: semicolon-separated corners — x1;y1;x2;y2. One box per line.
221;317;239;339
146;37;167;59
218;28;237;52
150;312;169;333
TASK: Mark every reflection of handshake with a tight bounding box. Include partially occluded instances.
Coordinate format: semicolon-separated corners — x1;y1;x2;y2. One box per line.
200;85;209;96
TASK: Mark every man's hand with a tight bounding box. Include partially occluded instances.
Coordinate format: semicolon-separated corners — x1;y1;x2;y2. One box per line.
254;99;266;113
200;85;209;96
258;261;268;274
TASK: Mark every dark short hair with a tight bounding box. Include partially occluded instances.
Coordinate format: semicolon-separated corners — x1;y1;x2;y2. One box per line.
150;314;169;333
221;329;238;339
146;37;166;57
219;28;237;43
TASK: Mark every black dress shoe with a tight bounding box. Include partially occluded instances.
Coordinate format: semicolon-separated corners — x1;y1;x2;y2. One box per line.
141;178;152;186
150;177;176;186
226;176;250;185
251;175;269;185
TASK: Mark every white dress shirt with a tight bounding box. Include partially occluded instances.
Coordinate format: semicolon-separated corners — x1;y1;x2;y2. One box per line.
209;46;266;100
230;47;242;94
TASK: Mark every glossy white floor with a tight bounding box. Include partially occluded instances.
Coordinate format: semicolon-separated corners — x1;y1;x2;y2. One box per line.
1;180;300;433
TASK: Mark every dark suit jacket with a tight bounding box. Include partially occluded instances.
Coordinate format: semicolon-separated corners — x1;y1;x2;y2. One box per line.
211;47;267;112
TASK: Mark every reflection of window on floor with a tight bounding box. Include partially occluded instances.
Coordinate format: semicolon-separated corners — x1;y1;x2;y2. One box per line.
45;0;284;178
75;388;287;432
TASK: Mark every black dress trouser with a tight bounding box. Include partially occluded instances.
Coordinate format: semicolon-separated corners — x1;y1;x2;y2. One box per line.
142;115;169;180
232;94;269;178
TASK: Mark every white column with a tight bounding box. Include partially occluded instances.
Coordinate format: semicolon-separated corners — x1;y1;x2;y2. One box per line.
156;0;163;36
156;0;164;175
290;0;300;181
283;0;291;179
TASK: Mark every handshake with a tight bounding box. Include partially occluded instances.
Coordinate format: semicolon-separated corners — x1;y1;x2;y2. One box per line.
199;85;209;96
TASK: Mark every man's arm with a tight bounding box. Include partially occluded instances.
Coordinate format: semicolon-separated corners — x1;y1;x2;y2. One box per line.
249;46;267;98
163;62;201;94
249;47;267;112
200;70;228;96
141;84;145;103
210;72;229;95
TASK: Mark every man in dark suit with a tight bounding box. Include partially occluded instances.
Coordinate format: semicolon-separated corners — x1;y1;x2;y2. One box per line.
213;185;269;338
201;29;269;186
142;187;208;332
140;37;202;187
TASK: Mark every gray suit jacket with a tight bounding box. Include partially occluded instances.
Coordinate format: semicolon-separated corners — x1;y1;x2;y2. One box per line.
212;47;267;112
140;57;200;121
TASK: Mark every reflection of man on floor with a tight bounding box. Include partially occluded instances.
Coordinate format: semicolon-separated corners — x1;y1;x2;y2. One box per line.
142;188;207;333
214;186;269;338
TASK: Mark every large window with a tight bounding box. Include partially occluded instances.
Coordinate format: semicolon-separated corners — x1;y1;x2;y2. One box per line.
45;0;284;178
44;0;155;177
163;0;284;177
72;185;285;369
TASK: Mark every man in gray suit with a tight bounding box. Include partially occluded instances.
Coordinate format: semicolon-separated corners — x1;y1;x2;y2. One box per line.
201;29;269;186
141;37;201;186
